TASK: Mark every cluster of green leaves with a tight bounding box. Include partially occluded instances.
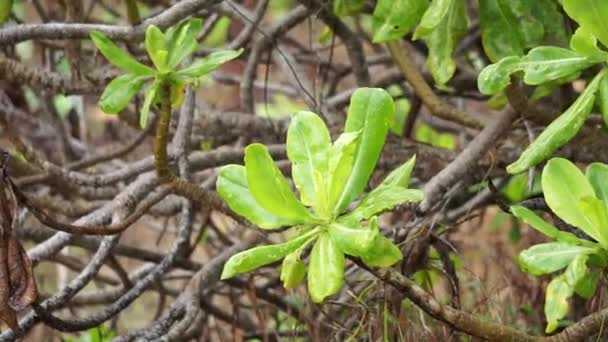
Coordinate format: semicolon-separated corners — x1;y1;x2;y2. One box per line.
478;0;608;174
218;88;424;303
512;158;608;333
90;18;242;128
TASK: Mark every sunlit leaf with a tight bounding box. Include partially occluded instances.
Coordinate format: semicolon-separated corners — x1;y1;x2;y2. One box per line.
308;233;345;303
217;165;302;229
245;144;314;222
335;88;395;213
221;229;318;279
90;31;156;75
372;0;428;43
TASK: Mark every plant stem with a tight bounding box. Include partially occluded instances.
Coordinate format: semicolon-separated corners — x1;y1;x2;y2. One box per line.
386;40;483;129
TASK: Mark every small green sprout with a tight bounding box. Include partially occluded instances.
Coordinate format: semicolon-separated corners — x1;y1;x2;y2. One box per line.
90;18;242;128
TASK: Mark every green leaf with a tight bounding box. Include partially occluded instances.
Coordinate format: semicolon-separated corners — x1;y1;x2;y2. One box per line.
372;0;429;43
413;0;453;40
381;155;417;188
421;0;468;85
328;132;361;213
99;74;147;114
308;232;345;303
280;250;307;289
333;0;366;17
176;49;243;78
510;206;596;247
221;228;318;279
479;0;525;62
506;71;605;174
140;78;161;128
528;0;568;47
217;165;302;229
328;218;379;257
145;25;167;71
542;158;603;243
361;235;403;268
245;144;314;222
90;31;156;76
564;253;589;287
478;56;521;95
586;163;608;208
563;0;608;48
570;27;608;59
598;73;608;128
166;18;202;69
574;270;599;299
286;111;331;212
518;242;594;275
335;88;395;213
544;276;573;333
346;186;424;221
576;196;608;247
0;0;12;25
520;47;597;85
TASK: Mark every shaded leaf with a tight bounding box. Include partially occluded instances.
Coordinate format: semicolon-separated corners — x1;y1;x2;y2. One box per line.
421;0;468;85
506;71;605;174
479;0;525;62
0;0;11;25
280;250;306;289
333;0;366;17
574;270;599;299
361;235;403;268
99;74;147;114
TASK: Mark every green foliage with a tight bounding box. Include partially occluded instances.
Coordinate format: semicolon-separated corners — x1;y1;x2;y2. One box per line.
0;0;12;25
372;0;428;43
218;88;424;302
64;325;116;342
90;18;242;128
512;158;608;332
416;0;468;86
505;69;605;174
333;0;365;17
